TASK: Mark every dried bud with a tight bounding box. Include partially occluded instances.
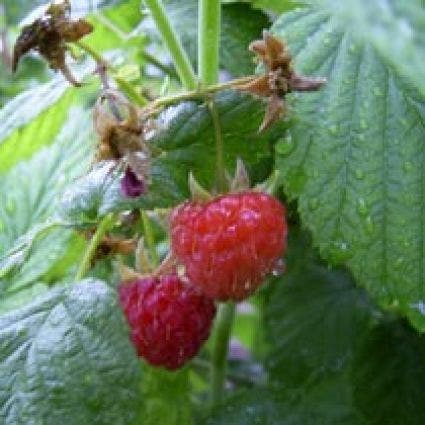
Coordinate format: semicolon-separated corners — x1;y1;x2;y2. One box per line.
238;31;326;132
121;167;146;198
12;0;93;86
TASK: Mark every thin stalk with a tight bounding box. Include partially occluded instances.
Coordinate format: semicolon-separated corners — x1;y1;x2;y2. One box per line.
75;41;149;107
141;210;159;267
75;213;115;281
198;0;220;85
208;100;226;192
151;75;256;109
143;0;197;90
210;302;236;407
140;51;179;80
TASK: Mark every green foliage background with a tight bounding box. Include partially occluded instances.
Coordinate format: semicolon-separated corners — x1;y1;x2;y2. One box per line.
0;0;424;424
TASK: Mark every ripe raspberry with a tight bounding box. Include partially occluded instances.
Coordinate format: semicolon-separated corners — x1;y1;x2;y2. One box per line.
119;275;216;370
170;191;287;301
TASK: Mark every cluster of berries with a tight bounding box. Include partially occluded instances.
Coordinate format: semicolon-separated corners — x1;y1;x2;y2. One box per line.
119;190;287;369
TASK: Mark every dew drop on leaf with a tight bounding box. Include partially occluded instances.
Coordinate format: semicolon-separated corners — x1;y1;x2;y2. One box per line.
329;124;338;135
275;134;295;156
359;119;368;130
6;198;16;213
325;239;353;264
403;161;414;172
355;169;364;179
364;216;374;234
287;169;307;192
394;257;405;270
356;198;368;216
271;258;285;276
308;197;319;211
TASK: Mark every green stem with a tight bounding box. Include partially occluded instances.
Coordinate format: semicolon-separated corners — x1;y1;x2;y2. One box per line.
141;210;159;267
208;100;227;192
75;41;149;107
210;302;236;407
192;358;259;387
143;0;197;90
198;0;221;85
75;213;115;281
151;75;255;109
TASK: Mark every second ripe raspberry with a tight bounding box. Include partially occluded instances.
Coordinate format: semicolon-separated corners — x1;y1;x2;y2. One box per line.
170;191;287;301
119;275;216;370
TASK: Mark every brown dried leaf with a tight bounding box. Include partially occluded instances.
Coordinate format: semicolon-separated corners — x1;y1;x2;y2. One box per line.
12;0;93;86
245;31;326;132
259;94;284;133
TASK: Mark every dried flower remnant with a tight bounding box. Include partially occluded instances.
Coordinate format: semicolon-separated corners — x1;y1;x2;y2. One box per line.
12;0;93;86
239;31;326;131
93;90;152;197
121;167;146;198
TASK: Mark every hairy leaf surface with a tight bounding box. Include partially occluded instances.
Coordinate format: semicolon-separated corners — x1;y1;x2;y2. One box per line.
273;3;425;330
0;279;142;425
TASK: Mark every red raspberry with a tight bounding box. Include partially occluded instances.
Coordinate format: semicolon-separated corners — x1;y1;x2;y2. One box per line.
119;275;216;370
170;191;287;301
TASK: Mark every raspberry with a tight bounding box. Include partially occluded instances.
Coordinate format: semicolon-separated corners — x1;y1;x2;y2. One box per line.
119;275;216;370
170;191;287;301
121;166;146;198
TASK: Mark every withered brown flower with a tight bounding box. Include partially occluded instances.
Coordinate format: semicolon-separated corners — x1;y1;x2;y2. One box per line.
239;31;326;132
13;0;93;86
93;90;151;195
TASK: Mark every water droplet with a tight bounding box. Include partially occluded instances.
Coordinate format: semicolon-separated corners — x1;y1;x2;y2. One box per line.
373;87;383;96
365;216;374;234
356;198;368;216
355;169;364;179
411;301;425;315
359;119;368;130
403;161;414;172
287;169;307;192
308;168;319;178
348;43;358;54
329;124;338;135
323;37;331;45
271;258;285;276
275;134;295;156
325;239;353;264
5;199;15;213
394;257;404;270
308;197;319;211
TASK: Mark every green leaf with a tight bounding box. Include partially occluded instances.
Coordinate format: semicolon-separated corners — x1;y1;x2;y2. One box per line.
59;91;286;221
262;229;376;388
352;321;425;425
273;5;425;330
0;106;93;254
84;0;143;52
141;366;193;425
226;0;301;14
0;62;95;174
316;0;425;100
203;380;359;425
145;0;270;76
0;279;142;425
0;107;93;300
